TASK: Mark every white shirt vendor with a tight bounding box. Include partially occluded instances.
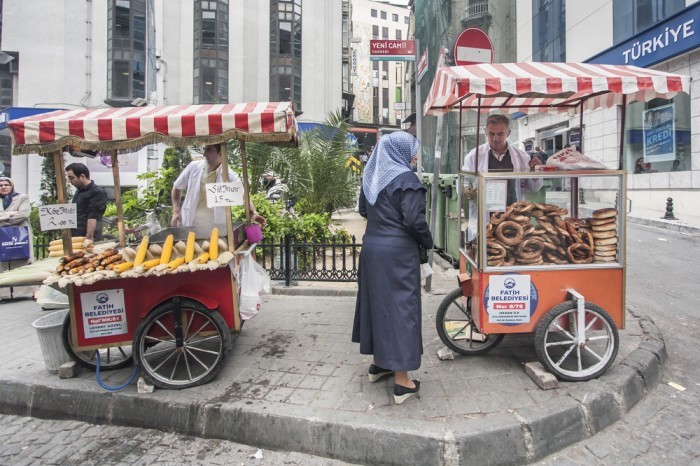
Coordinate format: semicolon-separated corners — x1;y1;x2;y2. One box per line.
173;159;240;228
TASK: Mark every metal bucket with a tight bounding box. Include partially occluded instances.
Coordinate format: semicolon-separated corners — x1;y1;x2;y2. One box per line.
31;309;72;374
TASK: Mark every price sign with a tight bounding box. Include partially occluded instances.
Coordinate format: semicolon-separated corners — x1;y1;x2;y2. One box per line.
206;181;245;207
39;204;77;231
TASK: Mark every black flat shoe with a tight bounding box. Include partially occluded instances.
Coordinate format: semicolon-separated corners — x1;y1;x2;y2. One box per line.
393;380;420;404
368;364;394;382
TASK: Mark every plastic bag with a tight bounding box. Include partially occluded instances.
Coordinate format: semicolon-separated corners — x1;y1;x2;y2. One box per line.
35;285;69;310
545;147;607;170
420;263;433;283
238;255;271;320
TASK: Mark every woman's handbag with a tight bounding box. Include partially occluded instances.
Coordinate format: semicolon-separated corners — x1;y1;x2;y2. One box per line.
0;226;30;261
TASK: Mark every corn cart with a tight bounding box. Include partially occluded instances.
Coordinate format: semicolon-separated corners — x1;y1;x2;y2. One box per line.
424;63;689;381
8;102;298;388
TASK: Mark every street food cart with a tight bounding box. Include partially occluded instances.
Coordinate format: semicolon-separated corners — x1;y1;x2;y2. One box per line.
8;102;298;388
423;62;689;381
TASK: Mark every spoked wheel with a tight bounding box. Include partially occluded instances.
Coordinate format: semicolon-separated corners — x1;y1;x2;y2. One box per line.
133;298;232;390
535;300;619;382
61;312;134;371
436;288;504;355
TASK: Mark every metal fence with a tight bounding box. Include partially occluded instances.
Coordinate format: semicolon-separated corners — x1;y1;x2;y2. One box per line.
33;234;362;285
257;234;361;286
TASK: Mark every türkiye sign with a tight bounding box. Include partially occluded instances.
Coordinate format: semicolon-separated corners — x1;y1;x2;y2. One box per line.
370;40;416;61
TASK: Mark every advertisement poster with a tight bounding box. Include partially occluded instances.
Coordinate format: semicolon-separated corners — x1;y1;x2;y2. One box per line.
643;104;675;163
80;289;128;338
487;275;531;324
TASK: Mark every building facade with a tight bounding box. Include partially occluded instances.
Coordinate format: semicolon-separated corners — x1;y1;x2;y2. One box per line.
0;0;343;202
516;0;699;217
414;0;517;173
350;0;411;128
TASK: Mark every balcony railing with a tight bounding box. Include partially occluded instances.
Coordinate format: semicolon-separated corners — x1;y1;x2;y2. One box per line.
467;1;489;18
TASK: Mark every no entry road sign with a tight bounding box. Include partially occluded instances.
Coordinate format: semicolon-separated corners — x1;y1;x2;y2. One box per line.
453;28;493;66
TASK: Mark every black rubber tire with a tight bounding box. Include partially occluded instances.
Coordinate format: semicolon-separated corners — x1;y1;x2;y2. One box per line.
535;300;619;382
133;298;232;390
61;312;134;371
435;287;505;355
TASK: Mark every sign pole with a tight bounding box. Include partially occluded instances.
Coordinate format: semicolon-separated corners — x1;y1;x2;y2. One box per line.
425;48;447;292
415;39;422;177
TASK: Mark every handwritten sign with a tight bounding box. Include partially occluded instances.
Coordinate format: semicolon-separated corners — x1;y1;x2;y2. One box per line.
39;204;77;231
206;181;244;207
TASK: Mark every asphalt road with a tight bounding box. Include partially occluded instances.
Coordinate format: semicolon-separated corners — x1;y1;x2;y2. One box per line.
537;223;700;464
1;223;697;465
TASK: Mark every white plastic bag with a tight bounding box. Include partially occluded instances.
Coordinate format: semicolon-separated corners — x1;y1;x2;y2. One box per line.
420;263;433;283
238;255;271;320
35;285;69;310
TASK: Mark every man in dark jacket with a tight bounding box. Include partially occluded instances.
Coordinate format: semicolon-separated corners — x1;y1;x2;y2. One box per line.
65;163;108;244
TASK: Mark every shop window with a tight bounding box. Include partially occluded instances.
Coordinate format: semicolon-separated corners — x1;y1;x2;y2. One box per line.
623;95;691;173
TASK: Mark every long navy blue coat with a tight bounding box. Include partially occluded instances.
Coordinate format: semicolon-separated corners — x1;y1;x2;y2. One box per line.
352;172;434;371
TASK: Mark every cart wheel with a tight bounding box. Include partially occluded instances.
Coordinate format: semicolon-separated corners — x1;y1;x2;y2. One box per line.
436;288;504;355
535;300;619;382
133;298;232;390
61;312;134;371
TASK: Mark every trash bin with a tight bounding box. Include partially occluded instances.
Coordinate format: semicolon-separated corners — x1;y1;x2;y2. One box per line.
32;309;72;374
442;174;460;263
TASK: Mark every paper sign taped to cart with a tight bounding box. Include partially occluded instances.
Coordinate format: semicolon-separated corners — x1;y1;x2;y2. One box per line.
206;182;244;207
487;275;531;324
38;204;77;231
79;289;128;338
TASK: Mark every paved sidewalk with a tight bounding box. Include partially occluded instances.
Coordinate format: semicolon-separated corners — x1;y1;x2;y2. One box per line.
0;250;666;465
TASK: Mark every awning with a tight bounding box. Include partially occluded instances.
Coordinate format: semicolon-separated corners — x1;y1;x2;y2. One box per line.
8;102;299;155
424;62;690;116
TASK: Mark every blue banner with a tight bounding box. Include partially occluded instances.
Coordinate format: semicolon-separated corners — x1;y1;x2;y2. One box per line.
643;104;675;162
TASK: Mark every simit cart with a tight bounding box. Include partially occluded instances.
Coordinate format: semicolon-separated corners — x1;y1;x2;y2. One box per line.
423;62;689;381
8;102;298;389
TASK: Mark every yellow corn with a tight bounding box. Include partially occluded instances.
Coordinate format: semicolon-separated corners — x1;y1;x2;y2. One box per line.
160;234;174;264
196;252;210;264
134;236;150;266
209;227;219;260
113;261;133;273
142;258;161;270
185;232;196;262
166;257;185;270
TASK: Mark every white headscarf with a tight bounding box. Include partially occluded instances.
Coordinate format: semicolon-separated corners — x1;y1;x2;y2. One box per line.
362;132;420;205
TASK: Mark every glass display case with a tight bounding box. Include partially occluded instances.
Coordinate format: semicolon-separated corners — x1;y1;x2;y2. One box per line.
458;170;626;272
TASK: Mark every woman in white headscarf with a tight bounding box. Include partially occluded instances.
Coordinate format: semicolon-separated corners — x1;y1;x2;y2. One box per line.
352;131;433;404
0;176;33;274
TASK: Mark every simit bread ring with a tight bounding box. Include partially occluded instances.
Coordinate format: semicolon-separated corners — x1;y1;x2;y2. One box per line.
495;221;525;247
511;201;534;214
517;238;545;260
588;217;616;226
594;237;618;246
591;229;617;239
566;243;594;264
592;223;617;232
592;208;617;219
487;241;507;259
490;206;514;225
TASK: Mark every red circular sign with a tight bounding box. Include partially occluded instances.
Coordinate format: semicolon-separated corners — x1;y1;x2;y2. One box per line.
453;28;494;66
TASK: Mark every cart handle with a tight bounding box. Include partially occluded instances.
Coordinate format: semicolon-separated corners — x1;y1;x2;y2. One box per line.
235;241;258;257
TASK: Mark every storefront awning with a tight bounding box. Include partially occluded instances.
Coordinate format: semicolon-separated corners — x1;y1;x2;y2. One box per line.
0;107;62;131
424;62;690;116
8;102;299;155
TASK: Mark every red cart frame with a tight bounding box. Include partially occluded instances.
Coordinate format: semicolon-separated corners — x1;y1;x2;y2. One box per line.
9;102;298;388
424;62;689;381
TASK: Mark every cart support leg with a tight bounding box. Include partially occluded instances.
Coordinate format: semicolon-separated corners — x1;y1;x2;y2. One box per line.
172;297;184;347
567;289;586;347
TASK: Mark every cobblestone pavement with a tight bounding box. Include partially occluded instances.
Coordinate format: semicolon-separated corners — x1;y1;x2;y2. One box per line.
536;224;700;465
0;414;354;466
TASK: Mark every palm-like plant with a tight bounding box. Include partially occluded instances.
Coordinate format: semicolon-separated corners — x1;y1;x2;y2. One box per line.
228;109;359;214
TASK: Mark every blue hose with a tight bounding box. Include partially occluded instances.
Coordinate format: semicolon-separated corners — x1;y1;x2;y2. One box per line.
95;351;139;391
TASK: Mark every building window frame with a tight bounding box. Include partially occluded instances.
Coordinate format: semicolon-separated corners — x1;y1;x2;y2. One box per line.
194;0;229;104
270;0;302;111
107;0;147;104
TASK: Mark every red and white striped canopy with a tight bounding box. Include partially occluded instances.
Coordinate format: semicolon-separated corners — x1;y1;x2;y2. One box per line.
424;62;690;116
9;102;298;155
